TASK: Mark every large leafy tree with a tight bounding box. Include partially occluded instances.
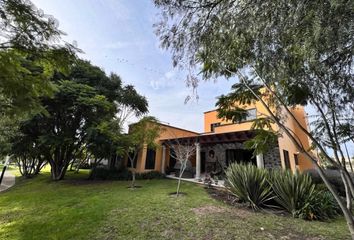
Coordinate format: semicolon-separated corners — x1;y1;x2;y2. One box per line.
0;0;77;115
32;80;114;181
11;60;149;181
154;0;354;236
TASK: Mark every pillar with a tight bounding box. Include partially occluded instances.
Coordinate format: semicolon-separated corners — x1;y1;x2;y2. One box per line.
195;143;201;180
161;145;166;174
256;153;264;168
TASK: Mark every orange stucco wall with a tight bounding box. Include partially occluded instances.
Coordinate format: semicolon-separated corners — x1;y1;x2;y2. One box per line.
128;100;314;173
204;102;313;172
277;107;313;172
130;123;198;173
204;101;277;133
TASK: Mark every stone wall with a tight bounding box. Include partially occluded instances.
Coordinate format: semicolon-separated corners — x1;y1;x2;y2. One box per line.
263;145;282;169
200;142;282;169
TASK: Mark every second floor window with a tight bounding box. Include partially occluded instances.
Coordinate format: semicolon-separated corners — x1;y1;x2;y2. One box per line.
210;122;221;132
245;108;257;121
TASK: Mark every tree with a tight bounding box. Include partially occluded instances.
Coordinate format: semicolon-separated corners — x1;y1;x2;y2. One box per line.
116;84;149;128
165;138;196;196
10;116;47;177
34;80;114;181
154;0;354;236
125;116;161;188
7;59;148;181
86;119;125;179
0;0;77;115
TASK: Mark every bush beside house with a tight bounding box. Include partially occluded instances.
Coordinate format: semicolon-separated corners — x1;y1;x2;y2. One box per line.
90;167;165;181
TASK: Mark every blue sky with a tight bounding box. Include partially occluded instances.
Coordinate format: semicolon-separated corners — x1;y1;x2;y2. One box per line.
29;0;353;156
31;0;234;133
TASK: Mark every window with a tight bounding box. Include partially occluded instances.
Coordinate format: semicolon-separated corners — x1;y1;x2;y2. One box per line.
210;122;221;132
283;150;291;169
245;108;257;121
225;149;256;166
145;148;156;169
294;154;299;166
127;152;138;168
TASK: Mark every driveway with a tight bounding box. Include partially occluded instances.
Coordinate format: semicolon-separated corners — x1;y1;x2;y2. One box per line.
0;170;15;192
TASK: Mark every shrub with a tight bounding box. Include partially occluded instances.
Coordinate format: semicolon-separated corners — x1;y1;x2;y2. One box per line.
225;163;274;210
138;171;165;179
270;170;341;220
301;190;341;220
304;169;354;196
270;170;315;218
89;167;165;180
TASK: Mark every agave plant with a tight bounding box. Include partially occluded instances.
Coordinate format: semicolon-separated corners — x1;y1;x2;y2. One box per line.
269;170;315;218
225;163;274;210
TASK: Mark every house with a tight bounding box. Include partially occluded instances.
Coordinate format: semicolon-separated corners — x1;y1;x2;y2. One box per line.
126;100;314;179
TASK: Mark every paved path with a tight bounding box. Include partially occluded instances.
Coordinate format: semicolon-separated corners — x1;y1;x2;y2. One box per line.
0;170;15;192
166;174;225;188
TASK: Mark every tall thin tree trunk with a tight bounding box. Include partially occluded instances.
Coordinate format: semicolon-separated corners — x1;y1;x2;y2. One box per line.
176;161;186;197
131;171;136;188
345;143;354;173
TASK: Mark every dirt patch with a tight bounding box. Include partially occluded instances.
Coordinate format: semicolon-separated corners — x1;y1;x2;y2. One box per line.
192;205;227;216
169;192;187;197
205;187;241;206
206;187;288;217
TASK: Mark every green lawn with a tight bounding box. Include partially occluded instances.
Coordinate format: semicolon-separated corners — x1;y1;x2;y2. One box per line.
0;170;350;240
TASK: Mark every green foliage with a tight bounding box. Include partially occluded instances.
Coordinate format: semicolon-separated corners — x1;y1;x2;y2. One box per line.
270;170;315;218
8;59;148;181
225;163;274;210
244;129;278;156
225;165;341;220
125;116;162;155
305;169;354;196
0;0;77;115
301;190;341;221
270;170;342;220
217;83;263;123
154;1;353;228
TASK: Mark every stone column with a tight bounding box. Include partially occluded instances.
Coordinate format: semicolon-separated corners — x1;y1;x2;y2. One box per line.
256;153;264;168
161;145;166;174
195;143;201;180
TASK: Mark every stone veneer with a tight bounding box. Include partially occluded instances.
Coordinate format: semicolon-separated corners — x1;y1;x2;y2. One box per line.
201;142;282;169
263;145;282;169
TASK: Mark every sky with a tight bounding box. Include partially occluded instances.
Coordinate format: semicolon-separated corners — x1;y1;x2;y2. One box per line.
28;0;353;155
31;0;235;133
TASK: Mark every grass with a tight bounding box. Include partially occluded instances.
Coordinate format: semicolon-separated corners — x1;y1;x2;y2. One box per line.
0;170;350;240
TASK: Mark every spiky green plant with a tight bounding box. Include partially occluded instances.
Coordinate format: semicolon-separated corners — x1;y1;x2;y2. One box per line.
225;163;274;210
301;190;341;220
270;170;315;218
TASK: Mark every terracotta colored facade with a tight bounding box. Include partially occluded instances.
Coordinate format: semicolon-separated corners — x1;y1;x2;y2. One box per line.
127;100;314;175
